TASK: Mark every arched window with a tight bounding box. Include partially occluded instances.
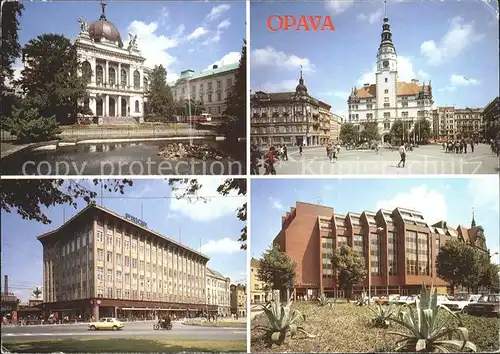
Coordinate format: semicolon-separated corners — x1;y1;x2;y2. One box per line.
96;65;103;84
143;77;148;91
82;61;92;82
108;67;116;85
133;70;140;89
135;100;140;113
121;69;127;87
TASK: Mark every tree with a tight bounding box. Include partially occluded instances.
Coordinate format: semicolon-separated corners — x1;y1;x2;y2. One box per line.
258;245;296;302
360;121;380;142
436;240;477;295
1;1;24;121
389;119;409;145
480;262;500;293
412;118;432;143
4;103;60;143
330;245;367;302
16;34;90;125
178;98;205;116
218;39;246;141
145;64;176;119
168;179;246;249
0;179;133;225
339;123;358;145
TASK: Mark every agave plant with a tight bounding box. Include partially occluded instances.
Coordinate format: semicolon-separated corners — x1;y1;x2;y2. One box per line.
369;303;395;328
254;299;315;346
356;291;370;306
387;284;477;352
317;293;333;307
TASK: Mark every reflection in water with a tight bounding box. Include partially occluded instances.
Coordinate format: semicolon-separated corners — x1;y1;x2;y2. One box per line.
2;140;246;175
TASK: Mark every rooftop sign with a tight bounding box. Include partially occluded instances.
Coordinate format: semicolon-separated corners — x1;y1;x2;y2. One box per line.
125;213;147;228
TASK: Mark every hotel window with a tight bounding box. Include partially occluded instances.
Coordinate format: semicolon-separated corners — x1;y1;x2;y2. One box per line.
97;231;103;243
370;233;381;275
107;269;113;281
384;78;388;83
124;239;130;251
116;289;122;299
107;287;113;298
208;94;212;103
140;260;145;271
116;237;122;249
384;89;389;94
97;248;104;261
383;112;390;119
124;255;130;267
132;258;137;269
132;273;137;284
384;97;389;102
322;237;334;276
384;103;390;108
97;267;104;280
388;231;398;275
116;254;122;265
217;92;222;101
384;122;390;130
406;231;418;276
107;233;113;246
353;234;364;258
402;111;408;118
337;236;348;248
107;251;113;263
116;270;122;282
139;244;144;255
132;240;137;252
97;287;104;298
418;233;429;275
146;248;151;262
125;273;130;284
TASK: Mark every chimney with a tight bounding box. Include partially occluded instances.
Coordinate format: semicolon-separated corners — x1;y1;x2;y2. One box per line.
363;83;370;88
4;275;8;295
212;65;218;69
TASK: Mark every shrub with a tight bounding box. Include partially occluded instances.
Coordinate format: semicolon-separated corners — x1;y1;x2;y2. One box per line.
4;106;61;143
253;300;315;346
387;284;477;352
317;293;333;307
369;303;395;328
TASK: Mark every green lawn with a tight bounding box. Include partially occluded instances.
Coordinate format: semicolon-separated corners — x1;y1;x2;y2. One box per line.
2;338;246;353
251;301;500;352
183;319;246;328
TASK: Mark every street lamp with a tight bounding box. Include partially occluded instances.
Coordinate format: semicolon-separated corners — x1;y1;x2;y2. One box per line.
186;78;193;146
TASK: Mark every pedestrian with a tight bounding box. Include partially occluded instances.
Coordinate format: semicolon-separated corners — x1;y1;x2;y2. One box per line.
264;146;277;175
335;143;340;162
250;144;261;175
283;145;288;161
397;142;407;168
326;144;332;162
298;144;303;155
464;139;468;153
470;140;474;153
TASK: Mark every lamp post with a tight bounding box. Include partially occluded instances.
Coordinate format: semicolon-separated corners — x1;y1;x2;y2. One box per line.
187;78;193;146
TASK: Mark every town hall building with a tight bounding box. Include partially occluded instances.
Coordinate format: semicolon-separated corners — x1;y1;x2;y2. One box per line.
348;16;434;142
76;1;149;124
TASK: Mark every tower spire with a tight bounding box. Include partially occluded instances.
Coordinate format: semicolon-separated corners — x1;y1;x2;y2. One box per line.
471;207;476;227
300;65;303;81
384;0;387;18
100;0;107;20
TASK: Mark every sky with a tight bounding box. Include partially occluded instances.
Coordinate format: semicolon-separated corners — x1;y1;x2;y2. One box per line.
250;0;499;118
1;178;247;301
13;1;245;84
250;176;500;265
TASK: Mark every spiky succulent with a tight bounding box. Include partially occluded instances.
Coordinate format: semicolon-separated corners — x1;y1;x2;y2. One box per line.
369;303;395;328
254;299;315;346
387;284;477;352
317;293;333;307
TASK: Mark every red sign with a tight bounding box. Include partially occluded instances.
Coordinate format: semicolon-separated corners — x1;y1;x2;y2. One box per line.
267;15;335;32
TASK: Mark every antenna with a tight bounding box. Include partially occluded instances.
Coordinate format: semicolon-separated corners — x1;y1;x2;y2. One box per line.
384;0;387;18
317;196;323;205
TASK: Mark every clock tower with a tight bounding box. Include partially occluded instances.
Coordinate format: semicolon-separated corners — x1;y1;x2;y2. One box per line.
375;16;398;121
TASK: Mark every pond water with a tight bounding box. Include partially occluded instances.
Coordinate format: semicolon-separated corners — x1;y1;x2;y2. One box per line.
1;139;246;175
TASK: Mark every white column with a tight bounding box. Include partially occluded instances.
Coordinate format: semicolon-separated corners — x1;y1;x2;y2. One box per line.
105;60;109;87
118;63;121;88
105;95;109;116
118;95;122;117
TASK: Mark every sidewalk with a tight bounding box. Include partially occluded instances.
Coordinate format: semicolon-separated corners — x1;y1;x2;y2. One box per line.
1;319;185;328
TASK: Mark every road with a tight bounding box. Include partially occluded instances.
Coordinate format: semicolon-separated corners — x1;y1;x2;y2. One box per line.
262;143;499;175
1;321;246;341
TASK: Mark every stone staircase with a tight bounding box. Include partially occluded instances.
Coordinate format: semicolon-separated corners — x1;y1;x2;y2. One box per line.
101;116;139;125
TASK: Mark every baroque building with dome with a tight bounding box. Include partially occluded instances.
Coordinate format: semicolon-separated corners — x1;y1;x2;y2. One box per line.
76;1;149;124
348;16;434;142
250;69;339;147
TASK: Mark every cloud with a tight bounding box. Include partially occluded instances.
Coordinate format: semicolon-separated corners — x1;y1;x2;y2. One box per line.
325;0;354;15
357;56;422;86
206;51;241;70
128;20;181;69
376;185;448;223
252;46;315;72
259;79;298;92
201;237;241;254
450;74;480;86
269;197;285;210
4;59;23;88
321;90;349;99
169;178;242;222
205;4;231;21
418;70;430;80
357;9;384;24
420;16;484;66
187;27;208;40
201;19;232;45
166;213;178;219
467;176;500;214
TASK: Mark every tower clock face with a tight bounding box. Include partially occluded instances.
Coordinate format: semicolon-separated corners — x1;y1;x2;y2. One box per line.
383;60;389;68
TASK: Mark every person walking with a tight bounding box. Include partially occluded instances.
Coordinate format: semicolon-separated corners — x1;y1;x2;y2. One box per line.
326;143;332;162
283;144;288;161
298;144;303;155
250;144;261;175
264;146;277;175
397;142;407;168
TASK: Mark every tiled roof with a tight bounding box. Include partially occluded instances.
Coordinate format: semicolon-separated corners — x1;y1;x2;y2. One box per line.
251;92;295;102
177;62;238;82
207;268;226;279
352;81;428;98
353;84;376;98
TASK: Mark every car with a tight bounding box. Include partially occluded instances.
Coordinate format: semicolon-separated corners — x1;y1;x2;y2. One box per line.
441;294;481;313
88;317;124;331
465;294;500;317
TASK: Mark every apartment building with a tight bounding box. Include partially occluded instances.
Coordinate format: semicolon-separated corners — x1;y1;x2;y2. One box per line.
230;284;246;317
432;106;484;141
38;204;217;320
483;96;500;140
171;63;238;118
250;258;267;304
206;268;231;316
273;202;487;299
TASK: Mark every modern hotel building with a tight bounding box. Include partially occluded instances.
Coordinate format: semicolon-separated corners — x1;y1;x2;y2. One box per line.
274;202;487;299
38;204;220;320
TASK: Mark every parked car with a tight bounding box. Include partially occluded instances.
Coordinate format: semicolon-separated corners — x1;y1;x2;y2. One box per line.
466;294;500;317
441;294;481;312
88;317;124;331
